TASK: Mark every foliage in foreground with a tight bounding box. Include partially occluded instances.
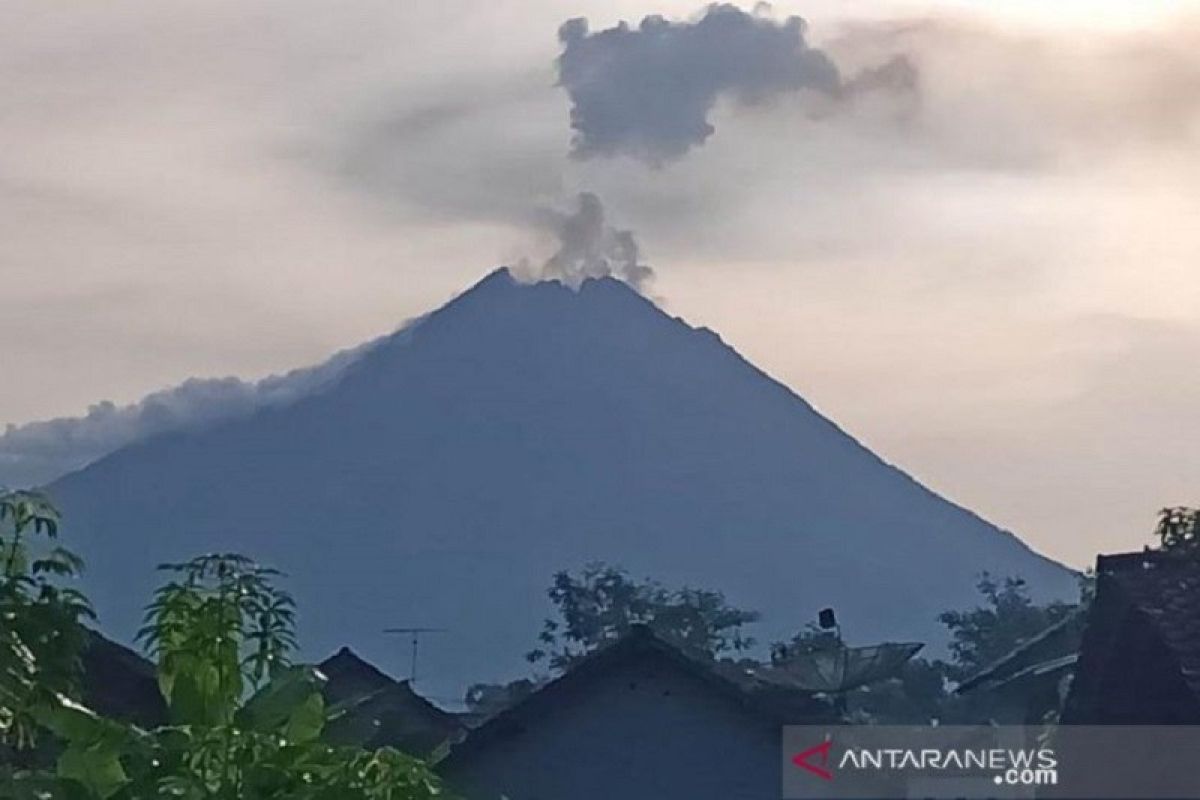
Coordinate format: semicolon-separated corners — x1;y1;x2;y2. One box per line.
1;490;444;800
1;491;92;750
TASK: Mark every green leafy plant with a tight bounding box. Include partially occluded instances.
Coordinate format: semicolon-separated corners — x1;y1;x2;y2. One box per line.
41;553;446;799
2;493;445;800
1;489;92;749
138;554;299;729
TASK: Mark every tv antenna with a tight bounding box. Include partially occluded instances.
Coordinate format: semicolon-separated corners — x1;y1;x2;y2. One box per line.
383;627;448;683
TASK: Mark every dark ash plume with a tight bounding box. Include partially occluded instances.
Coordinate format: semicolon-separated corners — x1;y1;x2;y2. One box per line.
556;4;838;163
539;192;653;290
556;4;914;164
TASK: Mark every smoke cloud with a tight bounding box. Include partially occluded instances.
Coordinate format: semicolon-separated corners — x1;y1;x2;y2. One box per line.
556;4;910;164
0;337;382;489
537;192;653;290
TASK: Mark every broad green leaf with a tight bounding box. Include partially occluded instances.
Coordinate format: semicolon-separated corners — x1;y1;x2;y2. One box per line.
283;690;326;744
166;661;227;727
57;743;127;799
36;696;137;751
236;665;326;742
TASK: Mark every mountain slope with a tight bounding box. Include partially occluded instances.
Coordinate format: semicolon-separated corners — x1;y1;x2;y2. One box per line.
51;269;1076;704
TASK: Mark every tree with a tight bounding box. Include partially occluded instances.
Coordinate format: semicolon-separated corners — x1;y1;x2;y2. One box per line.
1;490;92;750
2;491;444;800
526;563;759;672
937;573;1075;682
1155;506;1198;553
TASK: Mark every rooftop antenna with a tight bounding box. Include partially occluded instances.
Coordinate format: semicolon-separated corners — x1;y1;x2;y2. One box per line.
383;627;447;683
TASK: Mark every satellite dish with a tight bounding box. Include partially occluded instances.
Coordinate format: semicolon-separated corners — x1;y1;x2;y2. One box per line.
768;642;924;693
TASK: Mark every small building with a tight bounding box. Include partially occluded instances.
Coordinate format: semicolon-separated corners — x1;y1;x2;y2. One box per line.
439;625;833;800
318;647;463;756
1061;550;1200;724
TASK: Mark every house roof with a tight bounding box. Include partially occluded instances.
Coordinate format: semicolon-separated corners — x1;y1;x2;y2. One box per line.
962;652;1079;702
1091;550;1200;698
318;646;401;705
1062;549;1200;725
80;628;165;729
318;647;462;755
439;625;832;768
955;610;1086;695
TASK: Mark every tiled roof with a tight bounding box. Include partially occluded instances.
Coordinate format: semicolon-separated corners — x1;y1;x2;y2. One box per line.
80;628;166;729
1097;550;1200;698
318;646;399;704
318;647;462;755
439;625;833;768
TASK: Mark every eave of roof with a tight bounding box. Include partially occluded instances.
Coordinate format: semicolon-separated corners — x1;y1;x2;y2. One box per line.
956;610;1085;694
981;653;1079;695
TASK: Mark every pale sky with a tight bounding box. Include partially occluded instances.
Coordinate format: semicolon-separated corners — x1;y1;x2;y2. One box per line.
1;0;1198;568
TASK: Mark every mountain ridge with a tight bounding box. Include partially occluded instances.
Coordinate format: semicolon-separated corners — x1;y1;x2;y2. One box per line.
50;267;1076;704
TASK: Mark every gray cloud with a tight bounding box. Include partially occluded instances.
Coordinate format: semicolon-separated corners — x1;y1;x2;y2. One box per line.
555;4;911;164
1;0;1198;568
0;336;384;489
823;17;1200;166
534;192;653;290
333;77;566;226
842;53;918;97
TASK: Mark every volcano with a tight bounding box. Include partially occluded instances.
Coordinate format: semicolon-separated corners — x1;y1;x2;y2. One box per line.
50;269;1076;704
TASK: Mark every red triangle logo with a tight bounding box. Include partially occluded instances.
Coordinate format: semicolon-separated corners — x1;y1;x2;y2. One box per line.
792;739;834;781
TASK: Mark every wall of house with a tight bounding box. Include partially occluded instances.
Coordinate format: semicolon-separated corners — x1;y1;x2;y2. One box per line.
444;656;786;800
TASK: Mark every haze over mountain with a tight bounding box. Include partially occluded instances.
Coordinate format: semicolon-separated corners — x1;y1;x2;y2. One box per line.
50;269;1076;704
0;337;382;489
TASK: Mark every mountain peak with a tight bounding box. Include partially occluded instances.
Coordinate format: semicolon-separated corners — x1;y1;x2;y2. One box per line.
469;265;520;291
454;265;646;304
402;266;662;357
52;268;1076;705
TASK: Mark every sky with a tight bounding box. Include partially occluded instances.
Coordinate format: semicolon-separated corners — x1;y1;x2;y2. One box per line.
1;0;1198;568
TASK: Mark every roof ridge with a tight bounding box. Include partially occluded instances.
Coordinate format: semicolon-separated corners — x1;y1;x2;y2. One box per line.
438;625;830;768
319;646;399;683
